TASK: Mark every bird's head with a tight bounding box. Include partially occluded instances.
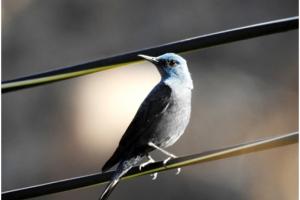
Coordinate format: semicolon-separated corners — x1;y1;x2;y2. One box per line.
138;53;193;89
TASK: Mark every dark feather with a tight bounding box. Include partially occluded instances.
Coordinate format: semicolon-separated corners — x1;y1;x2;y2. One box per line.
102;83;172;171
100;157;140;200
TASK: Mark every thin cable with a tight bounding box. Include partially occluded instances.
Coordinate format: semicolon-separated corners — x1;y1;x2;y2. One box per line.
2;132;298;200
2;16;298;93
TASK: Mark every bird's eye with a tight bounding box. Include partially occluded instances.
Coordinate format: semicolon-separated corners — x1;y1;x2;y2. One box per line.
169;60;176;67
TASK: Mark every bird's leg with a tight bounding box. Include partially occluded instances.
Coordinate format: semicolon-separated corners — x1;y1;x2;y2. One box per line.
148;142;181;175
148;142;177;158
139;154;158;180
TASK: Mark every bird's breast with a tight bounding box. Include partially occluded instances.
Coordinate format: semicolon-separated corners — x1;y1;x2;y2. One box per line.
151;87;192;148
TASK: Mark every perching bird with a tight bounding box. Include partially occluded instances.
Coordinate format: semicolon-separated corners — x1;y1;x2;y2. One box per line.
100;53;193;200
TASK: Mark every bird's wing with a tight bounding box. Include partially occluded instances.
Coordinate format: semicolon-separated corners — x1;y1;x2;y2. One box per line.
102;83;172;171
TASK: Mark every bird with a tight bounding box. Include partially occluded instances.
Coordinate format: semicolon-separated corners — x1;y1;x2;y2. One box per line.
99;53;193;200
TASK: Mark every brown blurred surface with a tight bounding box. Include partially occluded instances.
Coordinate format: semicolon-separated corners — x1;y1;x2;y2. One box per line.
2;1;298;199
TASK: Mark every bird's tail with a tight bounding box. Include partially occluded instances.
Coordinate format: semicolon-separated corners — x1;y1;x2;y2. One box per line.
99;157;141;200
99;169;128;200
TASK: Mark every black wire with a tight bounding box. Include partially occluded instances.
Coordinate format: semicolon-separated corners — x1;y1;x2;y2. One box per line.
2;132;298;200
2;16;298;93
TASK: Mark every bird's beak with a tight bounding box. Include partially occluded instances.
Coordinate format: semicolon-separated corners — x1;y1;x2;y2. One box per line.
138;54;159;64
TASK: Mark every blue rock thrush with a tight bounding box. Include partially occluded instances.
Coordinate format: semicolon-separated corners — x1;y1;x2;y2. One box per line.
100;53;193;200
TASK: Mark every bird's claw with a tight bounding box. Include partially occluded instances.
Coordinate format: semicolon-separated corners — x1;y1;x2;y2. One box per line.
163;155;177;166
163;156;181;175
176;168;181;175
139;163;147;171
151;172;158;180
139;165;143;171
139;156;155;171
163;157;172;166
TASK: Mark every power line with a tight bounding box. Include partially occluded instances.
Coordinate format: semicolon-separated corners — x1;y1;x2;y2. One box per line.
2;132;298;200
2;16;298;93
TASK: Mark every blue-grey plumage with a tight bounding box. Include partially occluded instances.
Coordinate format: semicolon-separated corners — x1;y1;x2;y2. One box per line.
99;53;193;200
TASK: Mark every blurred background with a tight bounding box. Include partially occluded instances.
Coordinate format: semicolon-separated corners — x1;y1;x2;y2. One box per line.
2;0;298;199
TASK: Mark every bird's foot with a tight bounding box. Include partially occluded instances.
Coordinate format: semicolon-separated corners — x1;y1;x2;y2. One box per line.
163;157;172;165
163;156;181;175
139;155;158;180
175;168;181;175
139;157;155;171
139;162;148;171
150;172;158;180
163;154;177;166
